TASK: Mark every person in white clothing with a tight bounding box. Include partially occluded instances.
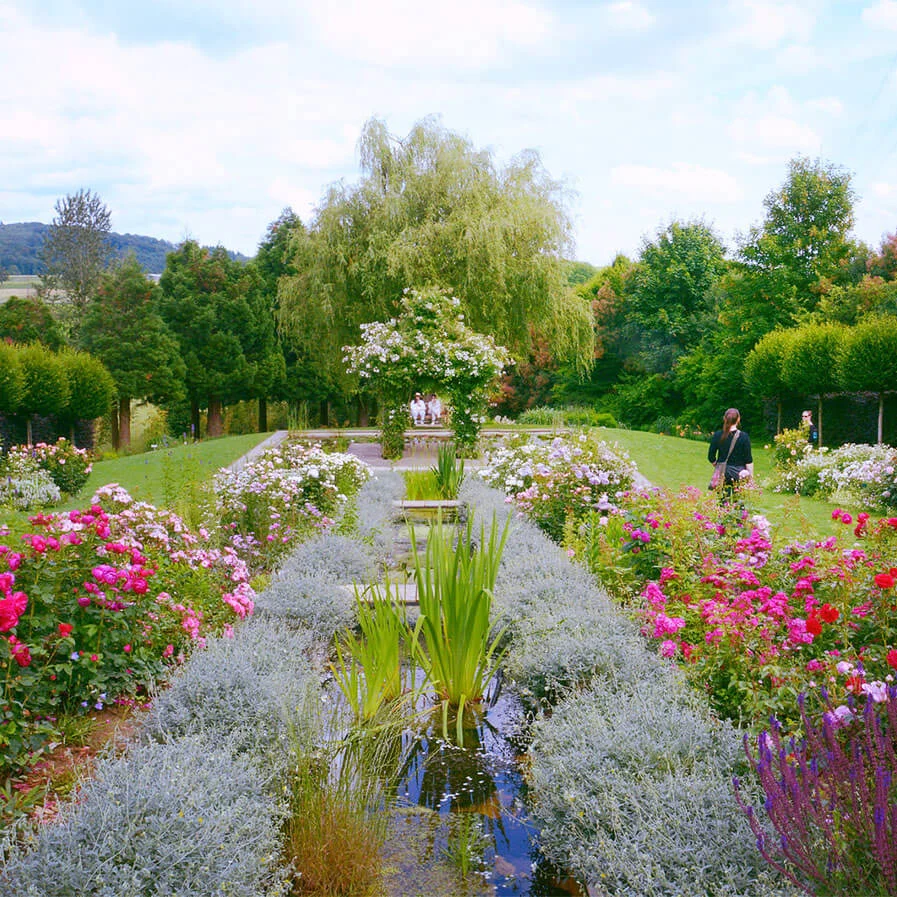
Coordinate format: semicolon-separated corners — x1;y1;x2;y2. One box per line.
427;394;442;425
410;393;426;425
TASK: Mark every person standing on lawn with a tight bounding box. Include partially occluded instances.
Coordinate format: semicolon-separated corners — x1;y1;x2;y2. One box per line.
708;408;754;495
801;409;818;446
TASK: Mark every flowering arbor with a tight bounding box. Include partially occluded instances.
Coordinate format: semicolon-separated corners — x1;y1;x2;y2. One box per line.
344;287;510;458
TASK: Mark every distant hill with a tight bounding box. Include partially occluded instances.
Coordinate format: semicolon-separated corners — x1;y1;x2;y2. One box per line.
0;222;249;276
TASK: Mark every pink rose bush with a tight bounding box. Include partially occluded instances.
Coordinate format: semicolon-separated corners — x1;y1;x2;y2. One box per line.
0;484;256;773
5;438;93;498
568;486;897;729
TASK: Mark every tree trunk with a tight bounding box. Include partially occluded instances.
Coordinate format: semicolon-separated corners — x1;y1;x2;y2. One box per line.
258;396;268;433
359;396;370;428
190;401;201;441
119;397;132;451
25;417;32;446
319;400;328;428
817;396;823;449
110;405;120;451
776;400;782;435
878;393;884;445
207;397;224;438
70;423;76;446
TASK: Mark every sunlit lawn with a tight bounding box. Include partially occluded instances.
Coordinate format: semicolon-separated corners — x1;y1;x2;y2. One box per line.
598;426;846;540
1;433;271;532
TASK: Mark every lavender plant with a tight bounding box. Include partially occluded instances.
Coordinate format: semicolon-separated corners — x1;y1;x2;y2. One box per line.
735;691;897;897
0;738;288;897
142;619;315;768
528;680;791;897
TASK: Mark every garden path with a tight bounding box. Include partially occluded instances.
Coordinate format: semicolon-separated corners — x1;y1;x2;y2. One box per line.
225;430;289;471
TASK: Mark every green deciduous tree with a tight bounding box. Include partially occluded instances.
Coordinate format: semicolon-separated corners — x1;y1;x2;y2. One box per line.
40;188;112;336
0;296;66;350
812;276;897;325
625;220;727;373
277;117;593;399
81;257;186;450
58;349;116;444
781;322;846;446
159;242;263;438
838;316;897;443
739;158;857;315
0;343;24;420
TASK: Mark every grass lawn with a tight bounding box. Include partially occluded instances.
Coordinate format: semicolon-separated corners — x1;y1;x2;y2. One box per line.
598;427;846;539
1;433;271;532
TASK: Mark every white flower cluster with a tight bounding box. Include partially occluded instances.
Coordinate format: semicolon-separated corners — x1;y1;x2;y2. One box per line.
214;442;371;519
343;289;510;387
773;441;897;509
0;464;61;510
479;433;636;502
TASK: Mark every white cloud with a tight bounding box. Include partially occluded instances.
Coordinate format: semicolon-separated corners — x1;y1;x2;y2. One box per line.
776;44;822;73
736;151;776;166
727;87;824;157
725;0;815;49
806;96;844;116
862;0;897;29
873;181;897;197
266;178;318;219
603;1;656;31
307;0;554;68
610;163;743;202
729;114;821;151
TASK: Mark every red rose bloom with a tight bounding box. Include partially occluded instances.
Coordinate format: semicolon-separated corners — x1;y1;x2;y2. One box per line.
0;593;26;632
888;649;897;671
8;635;31;668
806;616;823;637
58;622;74;638
875;573;895;589
819;604;839;623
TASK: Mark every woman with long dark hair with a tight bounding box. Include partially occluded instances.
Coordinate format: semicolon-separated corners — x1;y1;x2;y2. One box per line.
708;408;753;494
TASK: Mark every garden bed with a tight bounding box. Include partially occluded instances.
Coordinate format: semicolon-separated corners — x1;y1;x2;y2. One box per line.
1;450;803;896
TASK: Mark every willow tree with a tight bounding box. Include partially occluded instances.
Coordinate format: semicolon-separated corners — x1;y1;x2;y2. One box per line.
277;117;594;404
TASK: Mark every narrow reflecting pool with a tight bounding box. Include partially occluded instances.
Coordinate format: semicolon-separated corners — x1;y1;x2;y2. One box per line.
380;690;585;897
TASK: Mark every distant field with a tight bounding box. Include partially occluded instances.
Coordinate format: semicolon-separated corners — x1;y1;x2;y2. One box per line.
0;275;39;301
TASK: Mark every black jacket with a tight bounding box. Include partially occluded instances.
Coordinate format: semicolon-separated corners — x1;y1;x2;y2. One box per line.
708;429;753;467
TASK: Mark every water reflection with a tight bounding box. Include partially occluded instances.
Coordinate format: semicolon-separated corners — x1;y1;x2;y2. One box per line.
380;691;585;897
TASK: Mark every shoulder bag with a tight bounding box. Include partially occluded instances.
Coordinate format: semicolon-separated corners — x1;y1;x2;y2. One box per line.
709;430;739;490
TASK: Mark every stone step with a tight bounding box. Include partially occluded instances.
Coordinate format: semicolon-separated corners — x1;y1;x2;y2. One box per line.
341;582;419;605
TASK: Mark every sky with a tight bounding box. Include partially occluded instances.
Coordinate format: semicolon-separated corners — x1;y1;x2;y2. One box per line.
3;0;897;265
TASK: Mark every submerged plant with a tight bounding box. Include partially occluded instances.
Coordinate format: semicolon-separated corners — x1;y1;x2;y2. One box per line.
432;443;465;500
442;812;490;879
411;514;510;709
